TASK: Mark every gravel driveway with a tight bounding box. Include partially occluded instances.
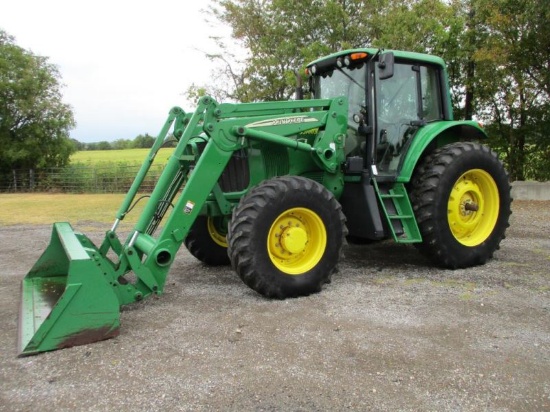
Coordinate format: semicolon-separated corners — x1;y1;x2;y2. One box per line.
0;200;549;411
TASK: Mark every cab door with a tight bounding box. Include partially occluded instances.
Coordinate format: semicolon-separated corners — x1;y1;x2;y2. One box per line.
374;61;443;176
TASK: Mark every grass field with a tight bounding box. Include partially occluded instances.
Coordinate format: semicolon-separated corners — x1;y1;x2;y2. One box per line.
0;193;147;225
71;148;174;165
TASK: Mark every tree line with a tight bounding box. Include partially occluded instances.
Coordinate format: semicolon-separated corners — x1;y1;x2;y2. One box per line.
72;134;176;151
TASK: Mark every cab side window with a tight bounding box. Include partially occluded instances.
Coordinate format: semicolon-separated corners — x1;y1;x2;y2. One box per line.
420;66;443;121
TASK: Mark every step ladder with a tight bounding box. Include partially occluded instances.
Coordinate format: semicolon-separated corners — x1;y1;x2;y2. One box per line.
372;179;422;243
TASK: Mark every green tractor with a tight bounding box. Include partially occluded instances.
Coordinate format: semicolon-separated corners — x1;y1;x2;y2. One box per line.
18;48;511;356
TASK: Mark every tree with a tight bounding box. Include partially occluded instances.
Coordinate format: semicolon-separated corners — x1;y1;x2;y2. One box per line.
132;133;155;148
71;138;86;151
203;0;466;103
95;141;112;151
111;138;133;150
0;30;75;173
472;0;550;180
203;0;390;103
196;0;549;180
374;0;459;54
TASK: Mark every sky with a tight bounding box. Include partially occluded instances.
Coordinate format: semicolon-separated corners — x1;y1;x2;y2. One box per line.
2;0;231;142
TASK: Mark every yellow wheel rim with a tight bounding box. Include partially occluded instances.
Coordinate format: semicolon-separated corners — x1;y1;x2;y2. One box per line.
447;169;500;246
207;217;228;248
267;207;326;275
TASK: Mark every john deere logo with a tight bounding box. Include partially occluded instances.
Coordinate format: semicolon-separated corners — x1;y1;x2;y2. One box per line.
246;116;317;128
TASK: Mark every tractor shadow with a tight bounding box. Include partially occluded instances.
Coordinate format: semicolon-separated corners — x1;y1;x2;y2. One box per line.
342;239;430;271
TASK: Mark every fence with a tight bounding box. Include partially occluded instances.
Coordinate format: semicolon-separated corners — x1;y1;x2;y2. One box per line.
0;163;166;193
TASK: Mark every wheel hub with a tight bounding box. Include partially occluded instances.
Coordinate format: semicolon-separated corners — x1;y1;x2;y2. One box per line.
267;208;326;274
447;169;499;246
280;226;308;254
270;217;306;258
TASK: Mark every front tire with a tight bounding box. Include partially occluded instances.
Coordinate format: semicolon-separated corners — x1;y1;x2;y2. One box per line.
227;176;347;299
410;142;511;268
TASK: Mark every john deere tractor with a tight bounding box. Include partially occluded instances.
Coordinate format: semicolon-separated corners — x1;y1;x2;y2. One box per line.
18;48;511;355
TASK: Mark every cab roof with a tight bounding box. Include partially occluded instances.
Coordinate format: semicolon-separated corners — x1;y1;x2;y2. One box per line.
306;48;446;69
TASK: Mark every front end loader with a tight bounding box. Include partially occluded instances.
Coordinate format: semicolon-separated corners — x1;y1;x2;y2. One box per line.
18;48;511;356
18;96;350;355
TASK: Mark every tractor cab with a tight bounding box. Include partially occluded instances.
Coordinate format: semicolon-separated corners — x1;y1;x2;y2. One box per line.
307;48;449;179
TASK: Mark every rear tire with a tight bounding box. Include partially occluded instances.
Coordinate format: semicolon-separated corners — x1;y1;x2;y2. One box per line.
184;216;230;266
410;142;511;268
227;176;346;299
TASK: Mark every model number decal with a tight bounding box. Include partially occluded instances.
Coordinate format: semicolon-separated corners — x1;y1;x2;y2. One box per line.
246;116;318;128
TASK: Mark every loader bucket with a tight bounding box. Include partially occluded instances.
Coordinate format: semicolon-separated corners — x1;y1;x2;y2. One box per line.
17;222;120;356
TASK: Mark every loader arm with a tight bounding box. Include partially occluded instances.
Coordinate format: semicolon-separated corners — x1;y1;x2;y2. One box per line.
18;95;348;355
116;95;349;301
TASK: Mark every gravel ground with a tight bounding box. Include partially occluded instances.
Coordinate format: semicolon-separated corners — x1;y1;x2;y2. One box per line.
0;200;549;411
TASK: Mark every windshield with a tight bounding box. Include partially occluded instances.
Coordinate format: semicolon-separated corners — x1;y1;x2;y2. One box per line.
311;65;367;156
311;65;367;125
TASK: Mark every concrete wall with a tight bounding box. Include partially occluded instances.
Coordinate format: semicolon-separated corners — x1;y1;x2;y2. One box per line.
511;181;550;201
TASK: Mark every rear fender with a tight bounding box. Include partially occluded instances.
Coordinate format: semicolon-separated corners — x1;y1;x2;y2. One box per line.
398;121;487;182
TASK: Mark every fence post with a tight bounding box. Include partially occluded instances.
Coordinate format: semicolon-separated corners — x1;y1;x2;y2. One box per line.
29;169;35;191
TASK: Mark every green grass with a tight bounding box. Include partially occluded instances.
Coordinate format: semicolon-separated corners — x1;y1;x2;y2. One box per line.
71;148;174;165
0;193;147;225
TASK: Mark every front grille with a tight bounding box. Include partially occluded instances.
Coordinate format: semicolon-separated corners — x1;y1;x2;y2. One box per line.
219;149;250;192
263;145;289;177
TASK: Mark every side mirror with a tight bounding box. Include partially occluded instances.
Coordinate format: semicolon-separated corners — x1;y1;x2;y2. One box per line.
378;52;395;80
